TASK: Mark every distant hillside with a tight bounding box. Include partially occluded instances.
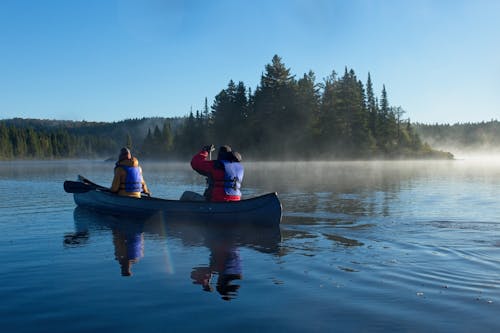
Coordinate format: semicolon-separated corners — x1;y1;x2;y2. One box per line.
0;117;182;160
414;120;500;155
2;117;183;143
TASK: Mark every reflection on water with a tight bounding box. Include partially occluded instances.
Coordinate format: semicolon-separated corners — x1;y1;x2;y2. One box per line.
64;208;146;276
113;226;144;276
63;231;89;246
191;238;243;301
66;207;281;298
2;160;500;332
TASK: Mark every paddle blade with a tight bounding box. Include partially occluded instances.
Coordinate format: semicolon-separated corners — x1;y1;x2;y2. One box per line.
64;181;92;193
78;175;108;191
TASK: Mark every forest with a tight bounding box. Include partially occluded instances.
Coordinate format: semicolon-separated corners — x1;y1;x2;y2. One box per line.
414;121;500;153
0;55;453;161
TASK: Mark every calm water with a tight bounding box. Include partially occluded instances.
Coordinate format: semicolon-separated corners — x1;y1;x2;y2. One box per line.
0;160;499;332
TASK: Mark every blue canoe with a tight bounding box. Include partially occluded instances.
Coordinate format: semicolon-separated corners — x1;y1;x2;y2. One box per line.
64;176;282;226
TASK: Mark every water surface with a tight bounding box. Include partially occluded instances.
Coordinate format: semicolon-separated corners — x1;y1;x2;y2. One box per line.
0;160;499;332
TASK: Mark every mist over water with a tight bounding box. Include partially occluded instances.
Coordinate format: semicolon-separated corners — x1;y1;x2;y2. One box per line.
451;152;500;162
0;159;499;332
419;138;500;161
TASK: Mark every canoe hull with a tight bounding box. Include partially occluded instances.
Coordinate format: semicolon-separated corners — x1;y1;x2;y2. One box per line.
73;189;282;226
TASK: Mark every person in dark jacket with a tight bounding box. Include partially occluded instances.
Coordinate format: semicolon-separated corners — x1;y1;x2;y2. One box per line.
190;145;244;202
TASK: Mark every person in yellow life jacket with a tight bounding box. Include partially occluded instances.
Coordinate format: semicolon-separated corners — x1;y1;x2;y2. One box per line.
110;147;151;198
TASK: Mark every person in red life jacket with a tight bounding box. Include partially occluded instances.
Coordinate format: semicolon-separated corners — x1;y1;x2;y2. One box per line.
110;147;151;198
190;145;244;202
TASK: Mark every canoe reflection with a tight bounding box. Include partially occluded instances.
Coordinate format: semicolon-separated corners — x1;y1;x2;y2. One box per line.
66;207;281;291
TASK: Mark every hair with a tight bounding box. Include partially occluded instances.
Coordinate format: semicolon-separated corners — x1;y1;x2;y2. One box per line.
119;147;131;161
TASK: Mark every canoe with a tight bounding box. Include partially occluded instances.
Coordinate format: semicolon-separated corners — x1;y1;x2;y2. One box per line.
64;176;282;226
70;206;281;253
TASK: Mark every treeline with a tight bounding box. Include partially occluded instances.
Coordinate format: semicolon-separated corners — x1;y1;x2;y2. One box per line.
414;120;500;152
0;122;120;159
0;118;181;160
0;55;452;160
172;55;450;159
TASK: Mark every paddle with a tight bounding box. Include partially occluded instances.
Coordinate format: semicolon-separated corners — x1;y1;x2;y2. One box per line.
78;175;109;191
64;175;111;193
74;175;149;197
63;180;95;193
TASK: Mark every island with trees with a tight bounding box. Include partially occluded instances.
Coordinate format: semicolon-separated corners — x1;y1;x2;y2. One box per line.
0;55;454;161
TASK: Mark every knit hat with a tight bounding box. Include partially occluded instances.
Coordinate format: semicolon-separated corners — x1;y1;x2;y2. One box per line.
217;145;232;160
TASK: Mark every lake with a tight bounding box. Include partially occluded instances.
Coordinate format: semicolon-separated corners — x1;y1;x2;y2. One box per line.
0;159;499;332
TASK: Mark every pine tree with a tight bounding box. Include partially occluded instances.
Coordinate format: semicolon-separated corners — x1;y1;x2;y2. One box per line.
0;124;13;159
295;70;320;155
211;87;232;144
252;55;297;157
161;122;173;155
26;128;41;158
261;54;295;88
316;70;340;151
378;85;390;151
126;133;133;149
210;80;249;149
366;73;378;139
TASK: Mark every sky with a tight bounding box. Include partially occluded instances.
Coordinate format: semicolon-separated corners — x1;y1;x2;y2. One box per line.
1;0;499;124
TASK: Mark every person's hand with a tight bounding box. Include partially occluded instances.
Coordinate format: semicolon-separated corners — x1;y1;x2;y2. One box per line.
203;144;215;153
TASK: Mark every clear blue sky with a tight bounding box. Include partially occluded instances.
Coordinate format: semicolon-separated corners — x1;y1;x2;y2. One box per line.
1;0;499;124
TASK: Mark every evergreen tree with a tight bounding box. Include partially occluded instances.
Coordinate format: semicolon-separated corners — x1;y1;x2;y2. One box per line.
211;85;232;143
203;97;210;120
295;70;320;156
232;81;249;148
142;128;154;156
162;121;173;154
11;127;27;157
0;124;13;159
316;70;340;151
392;106;406;143
252;54;297;157
366;73;378;140
126;133;133;149
173;111;199;157
378;85;393;152
211;80;249;149
26;128;41;158
153;125;162;143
